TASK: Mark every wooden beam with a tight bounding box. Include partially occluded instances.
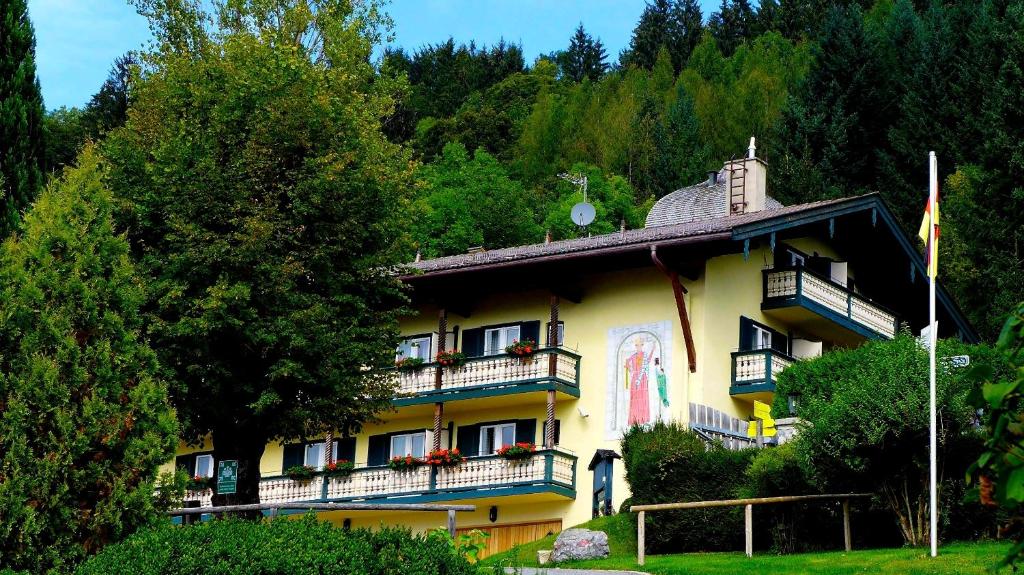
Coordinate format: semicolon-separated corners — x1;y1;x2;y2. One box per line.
447;509;457;538
744;504;753;558
650;245;697;373
637;510;646;566
843;499;852;552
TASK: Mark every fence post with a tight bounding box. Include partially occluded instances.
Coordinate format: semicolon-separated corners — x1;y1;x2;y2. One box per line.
637;510;646;566
744;504;753;557
447;509;457;538
842;499;851;552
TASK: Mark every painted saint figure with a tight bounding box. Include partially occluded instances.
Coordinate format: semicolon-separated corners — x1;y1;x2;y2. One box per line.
624;338;652;425
654;357;669;407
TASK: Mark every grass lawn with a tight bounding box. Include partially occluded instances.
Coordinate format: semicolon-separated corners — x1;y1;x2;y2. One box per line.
482;515;1014;574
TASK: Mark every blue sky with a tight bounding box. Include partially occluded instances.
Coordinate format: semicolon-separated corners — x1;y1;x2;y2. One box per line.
30;0;720;110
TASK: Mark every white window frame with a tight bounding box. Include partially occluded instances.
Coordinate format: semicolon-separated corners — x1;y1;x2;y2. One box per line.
390;432;426;458
547;322;564;347
303;441;338;470
194;454;214;478
752;324;772;350
478;423;516;455
484;325;520;356
397;335;432;362
788;250;805;267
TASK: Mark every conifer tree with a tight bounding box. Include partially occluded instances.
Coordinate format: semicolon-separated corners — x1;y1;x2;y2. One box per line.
0;0;44;236
0;148;178;573
559;23;609;82
622;0;673;70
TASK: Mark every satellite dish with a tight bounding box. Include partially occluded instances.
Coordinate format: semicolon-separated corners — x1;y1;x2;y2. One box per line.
571;202;596;226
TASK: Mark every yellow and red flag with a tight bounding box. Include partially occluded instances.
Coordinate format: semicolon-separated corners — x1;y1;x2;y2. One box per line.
918;182;939;278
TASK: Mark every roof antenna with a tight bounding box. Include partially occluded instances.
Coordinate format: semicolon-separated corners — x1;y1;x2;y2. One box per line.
559;172;595;233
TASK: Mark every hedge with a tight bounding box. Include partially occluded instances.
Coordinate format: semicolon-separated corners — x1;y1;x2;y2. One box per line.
75;516;476;575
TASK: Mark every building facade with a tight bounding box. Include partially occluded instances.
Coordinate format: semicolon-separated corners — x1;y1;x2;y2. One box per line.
167;152;976;557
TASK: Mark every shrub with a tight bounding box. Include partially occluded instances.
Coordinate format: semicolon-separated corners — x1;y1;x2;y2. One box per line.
622;422;755;553
76;516;477;575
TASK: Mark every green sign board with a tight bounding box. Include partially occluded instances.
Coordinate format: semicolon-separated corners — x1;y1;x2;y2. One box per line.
217;460;238;495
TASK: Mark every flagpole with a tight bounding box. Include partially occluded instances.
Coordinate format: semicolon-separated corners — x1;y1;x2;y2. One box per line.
929;151;938;558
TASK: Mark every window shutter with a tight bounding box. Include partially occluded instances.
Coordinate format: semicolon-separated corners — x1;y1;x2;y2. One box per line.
515;419;537;444
338;437;356;463
770;328;788;354
462;328;484;357
282;444;304;471
456;424;480;457
739;317;754;350
367;435;389;466
520;321;541;346
175;454;196;475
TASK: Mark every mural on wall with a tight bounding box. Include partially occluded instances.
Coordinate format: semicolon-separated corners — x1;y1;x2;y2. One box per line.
605;321;672;439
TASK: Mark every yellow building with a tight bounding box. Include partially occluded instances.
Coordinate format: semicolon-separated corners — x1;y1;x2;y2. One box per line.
169;150;976;557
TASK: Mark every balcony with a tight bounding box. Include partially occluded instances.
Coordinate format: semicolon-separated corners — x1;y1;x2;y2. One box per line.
392;348;580;407
762;267;897;342
183;449;577;507
730;349;795;397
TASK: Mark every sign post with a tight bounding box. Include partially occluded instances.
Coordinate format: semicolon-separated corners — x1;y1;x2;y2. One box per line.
217;460;238;495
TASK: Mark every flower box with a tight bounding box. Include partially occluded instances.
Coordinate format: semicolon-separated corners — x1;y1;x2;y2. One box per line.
505;338;537;357
186;475;215;491
285;464;317;482
435;350;466;368
323;460;355;479
497;442;536;461
395;356;425;371
389;455;424;471
425;448;465;468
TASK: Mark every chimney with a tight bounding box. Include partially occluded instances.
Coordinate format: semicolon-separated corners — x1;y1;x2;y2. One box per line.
707;171;718;185
725;136;768;215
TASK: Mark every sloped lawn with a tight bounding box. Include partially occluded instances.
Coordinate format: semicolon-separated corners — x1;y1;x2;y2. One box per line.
483;514;1013;574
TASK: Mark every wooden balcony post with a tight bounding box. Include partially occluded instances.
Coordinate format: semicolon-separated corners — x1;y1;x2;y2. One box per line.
546;295;559;449
843;498;852;551
434;309;447;451
745;503;754;557
637;510;646;566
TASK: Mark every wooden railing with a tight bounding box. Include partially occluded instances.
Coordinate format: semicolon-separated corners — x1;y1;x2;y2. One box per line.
183;449;576;506
763;267;897;339
631;493;872;564
392;348;580;401
731;349;795;393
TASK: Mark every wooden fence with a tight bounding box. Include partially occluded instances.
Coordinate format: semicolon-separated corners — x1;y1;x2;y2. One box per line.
167;502;476;537
630;493;872;565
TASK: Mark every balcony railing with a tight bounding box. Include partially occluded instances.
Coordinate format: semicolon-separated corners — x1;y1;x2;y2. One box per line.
392;348;580;405
183;449;577;506
730;348;795;395
763;267;897;339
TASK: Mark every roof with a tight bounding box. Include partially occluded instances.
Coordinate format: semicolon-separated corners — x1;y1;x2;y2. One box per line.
406;197;853;276
645;179;784;227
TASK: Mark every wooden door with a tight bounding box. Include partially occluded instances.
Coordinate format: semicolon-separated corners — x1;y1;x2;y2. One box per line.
456;519;563;559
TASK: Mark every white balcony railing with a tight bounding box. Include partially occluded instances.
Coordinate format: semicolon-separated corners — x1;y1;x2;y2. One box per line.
183;450;576;507
732;349;795;391
763;267;897;339
393;349;580;401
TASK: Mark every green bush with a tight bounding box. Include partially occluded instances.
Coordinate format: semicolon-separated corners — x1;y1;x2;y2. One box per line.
76;516;476;575
622;422;755;553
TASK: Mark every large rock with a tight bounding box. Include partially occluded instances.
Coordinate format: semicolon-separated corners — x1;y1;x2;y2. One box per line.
551;528;610;562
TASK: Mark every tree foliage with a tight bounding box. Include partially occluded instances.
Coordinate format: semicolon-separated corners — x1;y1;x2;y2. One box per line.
0;0;45;237
0;148;178;574
102;0;413;508
557;24;609;82
774;334;1008;546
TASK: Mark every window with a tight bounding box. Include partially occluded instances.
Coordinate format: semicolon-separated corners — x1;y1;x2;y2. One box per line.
391;432;426;458
546;321;564;347
303;441;339;470
484;325;520;356
194;454;214;478
479;423;516;455
752;325;772;350
397;335;432;362
787;249;805;267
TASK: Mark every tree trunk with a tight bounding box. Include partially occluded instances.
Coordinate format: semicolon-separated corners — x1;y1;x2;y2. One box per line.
211;425;267;520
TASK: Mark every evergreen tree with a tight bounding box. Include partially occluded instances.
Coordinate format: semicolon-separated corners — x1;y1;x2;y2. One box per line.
708;0;756;55
628;93;674;199
0;148;178;573
43;106;89;173
668;0;705;71
665;85;712;188
104;0;413;508
82;53;137;137
0;0;44;236
622;0;673;70
558;23;609;82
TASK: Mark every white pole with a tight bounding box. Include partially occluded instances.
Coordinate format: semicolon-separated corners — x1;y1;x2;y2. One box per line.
928;151;938;558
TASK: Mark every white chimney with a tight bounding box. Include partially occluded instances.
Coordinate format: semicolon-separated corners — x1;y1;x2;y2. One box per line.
725;136;768;215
